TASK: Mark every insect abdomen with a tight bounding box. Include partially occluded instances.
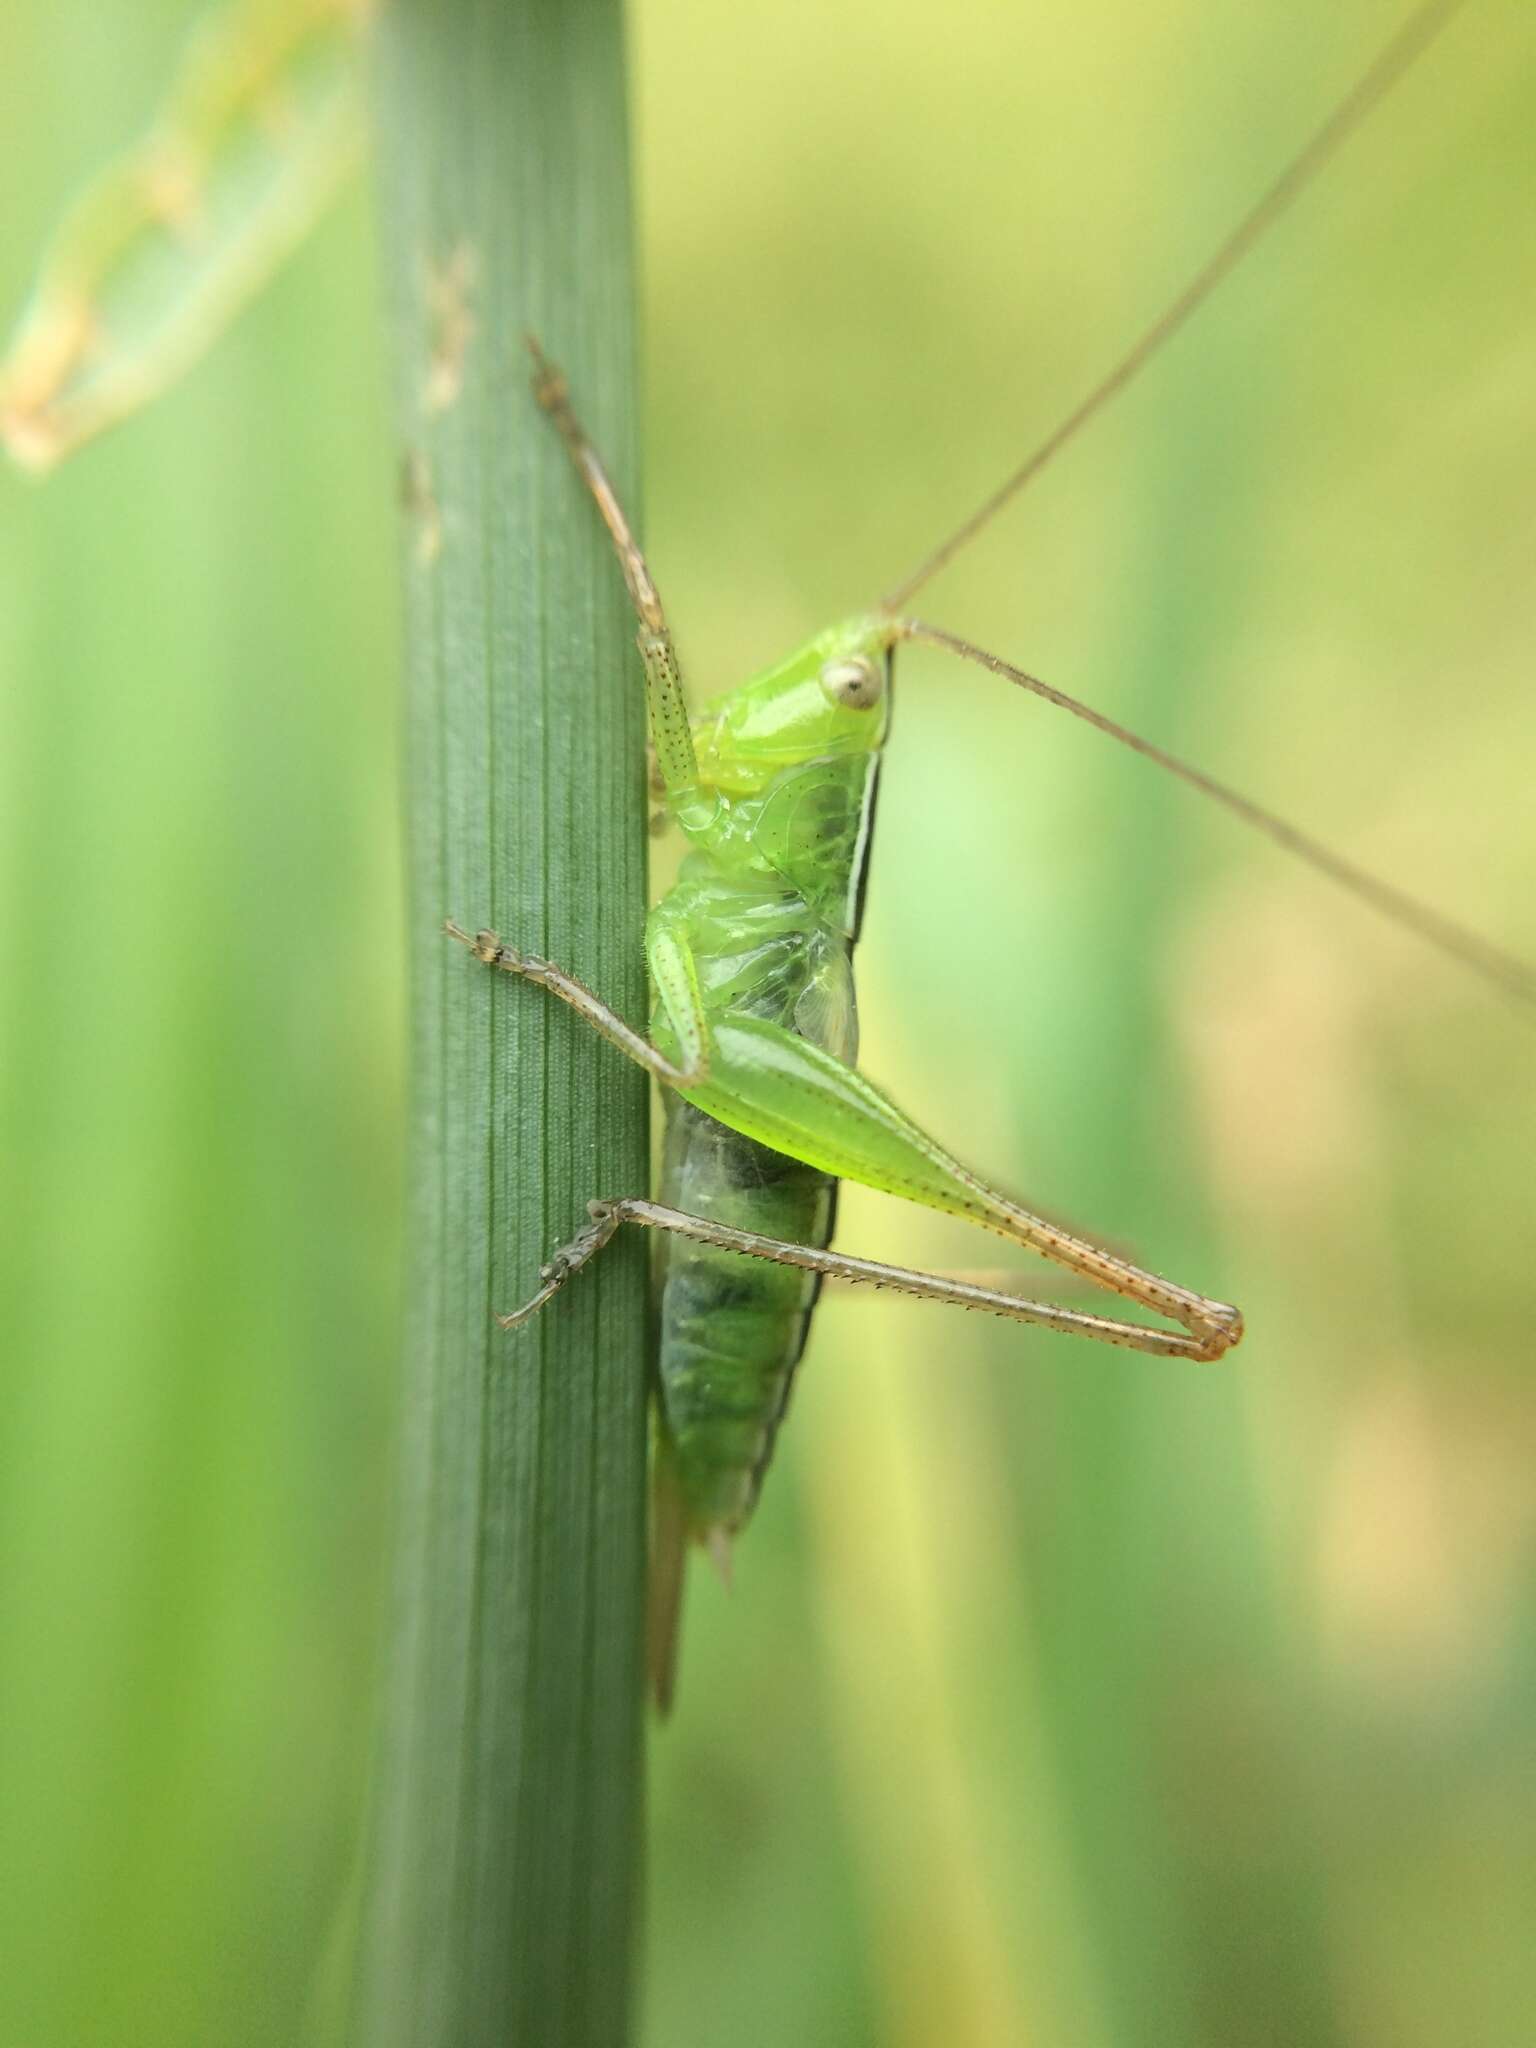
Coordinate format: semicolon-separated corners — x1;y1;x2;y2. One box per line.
656;1098;837;1535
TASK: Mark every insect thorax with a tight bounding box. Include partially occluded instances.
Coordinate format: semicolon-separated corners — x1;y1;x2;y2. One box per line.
678;749;881;947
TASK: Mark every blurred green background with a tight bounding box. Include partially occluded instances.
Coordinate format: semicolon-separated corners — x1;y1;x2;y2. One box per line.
2;3;1532;2044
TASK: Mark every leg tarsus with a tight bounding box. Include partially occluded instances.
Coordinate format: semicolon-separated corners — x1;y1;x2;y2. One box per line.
495;1201;624;1330
444;918;522;968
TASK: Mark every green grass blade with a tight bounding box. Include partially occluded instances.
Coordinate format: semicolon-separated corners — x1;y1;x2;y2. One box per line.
351;3;649;2043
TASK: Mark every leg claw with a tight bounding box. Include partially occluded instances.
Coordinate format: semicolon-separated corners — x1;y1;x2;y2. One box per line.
443;918;523;969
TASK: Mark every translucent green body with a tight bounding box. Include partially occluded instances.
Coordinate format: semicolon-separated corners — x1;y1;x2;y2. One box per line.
617;611;1239;1582
649;623;888;1537
442;372;1244;1702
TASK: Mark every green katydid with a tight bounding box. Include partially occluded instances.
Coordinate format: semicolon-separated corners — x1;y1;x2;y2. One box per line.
444;0;1533;1706
6;0;1524;1707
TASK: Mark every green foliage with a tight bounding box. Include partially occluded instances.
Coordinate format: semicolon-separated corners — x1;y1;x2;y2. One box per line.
0;14;395;2045
0;0;362;469
1;5;1532;2048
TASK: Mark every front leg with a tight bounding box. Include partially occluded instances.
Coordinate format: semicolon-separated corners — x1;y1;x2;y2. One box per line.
526;338;704;813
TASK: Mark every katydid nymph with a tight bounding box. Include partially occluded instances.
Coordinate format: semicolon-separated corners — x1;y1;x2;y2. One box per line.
444;0;1532;1708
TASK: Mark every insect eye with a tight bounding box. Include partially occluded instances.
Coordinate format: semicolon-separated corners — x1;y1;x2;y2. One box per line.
819;653;884;710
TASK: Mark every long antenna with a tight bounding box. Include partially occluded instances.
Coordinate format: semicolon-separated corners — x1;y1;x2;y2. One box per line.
900;620;1536;1013
881;0;1471;611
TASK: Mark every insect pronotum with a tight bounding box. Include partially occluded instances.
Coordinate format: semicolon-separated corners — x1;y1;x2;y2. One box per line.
438;0;1532;1704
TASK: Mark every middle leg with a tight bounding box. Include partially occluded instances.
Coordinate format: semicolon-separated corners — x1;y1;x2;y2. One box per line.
444;919;705;1089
